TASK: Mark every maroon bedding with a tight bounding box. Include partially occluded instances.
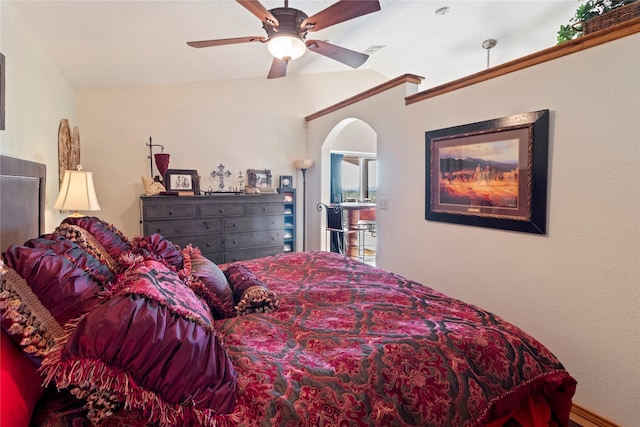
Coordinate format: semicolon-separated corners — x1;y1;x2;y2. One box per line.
216;251;576;426
4;238;576;426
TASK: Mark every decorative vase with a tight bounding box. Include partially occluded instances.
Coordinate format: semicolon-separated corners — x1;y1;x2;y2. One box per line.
154;153;170;182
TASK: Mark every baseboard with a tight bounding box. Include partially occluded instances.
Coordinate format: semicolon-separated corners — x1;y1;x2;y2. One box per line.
570;403;620;427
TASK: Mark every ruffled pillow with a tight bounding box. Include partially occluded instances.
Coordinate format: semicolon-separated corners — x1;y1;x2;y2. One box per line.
131;233;184;270
181;246;234;319
24;236;114;285
223;263;280;316
3;245;107;326
53;223;117;271
62;216;131;260
41;254;237;427
0;265;65;365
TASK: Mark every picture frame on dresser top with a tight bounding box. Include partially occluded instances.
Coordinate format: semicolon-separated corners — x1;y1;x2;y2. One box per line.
279;175;293;188
164;169;200;194
247;169;272;188
425;109;549;235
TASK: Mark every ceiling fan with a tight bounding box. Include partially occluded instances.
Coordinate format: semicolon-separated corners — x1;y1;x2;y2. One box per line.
187;0;381;79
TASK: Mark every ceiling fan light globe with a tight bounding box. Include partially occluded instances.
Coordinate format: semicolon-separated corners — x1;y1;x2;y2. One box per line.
268;35;306;61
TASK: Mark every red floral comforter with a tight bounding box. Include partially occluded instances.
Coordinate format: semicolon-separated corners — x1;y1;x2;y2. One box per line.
217;251;576;426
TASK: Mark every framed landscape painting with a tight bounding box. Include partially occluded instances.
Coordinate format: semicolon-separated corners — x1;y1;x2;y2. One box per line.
425;110;549;234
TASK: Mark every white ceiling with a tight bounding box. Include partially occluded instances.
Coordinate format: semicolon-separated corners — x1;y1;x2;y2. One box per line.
11;0;579;91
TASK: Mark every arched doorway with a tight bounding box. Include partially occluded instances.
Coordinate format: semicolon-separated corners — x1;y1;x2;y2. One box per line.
318;118;377;265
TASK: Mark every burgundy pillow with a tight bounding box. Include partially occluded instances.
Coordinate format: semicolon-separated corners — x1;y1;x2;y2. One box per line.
52;223;117;271
182;246;234;319
131;233;184;270
62;216;131;260
41;255;237;426
223;263;280;316
24;236;114;285
3;245;105;326
0;265;65;366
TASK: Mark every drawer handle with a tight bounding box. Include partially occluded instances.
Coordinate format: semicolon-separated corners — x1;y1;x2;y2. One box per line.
232;223;238;228
219;209;224;214
156;229;162;233
203;221;210;229
206;242;211;247
232;240;237;244
168;211;173;216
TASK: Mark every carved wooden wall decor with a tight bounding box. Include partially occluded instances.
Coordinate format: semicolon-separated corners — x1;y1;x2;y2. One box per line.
57;118;80;186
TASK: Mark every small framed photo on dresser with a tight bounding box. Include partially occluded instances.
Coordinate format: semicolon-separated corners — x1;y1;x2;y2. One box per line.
164;169;200;194
279;175;293;188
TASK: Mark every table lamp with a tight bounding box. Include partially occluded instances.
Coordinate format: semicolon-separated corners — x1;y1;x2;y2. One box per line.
54;165;101;217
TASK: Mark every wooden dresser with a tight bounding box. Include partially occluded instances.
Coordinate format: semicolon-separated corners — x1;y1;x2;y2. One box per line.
140;194;284;263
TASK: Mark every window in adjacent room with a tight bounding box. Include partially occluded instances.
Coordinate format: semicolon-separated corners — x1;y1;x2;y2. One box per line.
331;151;377;203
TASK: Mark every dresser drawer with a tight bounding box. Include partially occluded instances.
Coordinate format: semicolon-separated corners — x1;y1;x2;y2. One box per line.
199;204;243;218
224;230;282;250
200;251;223;264
144;218;222;237
223;215;283;233
140;195;284;264
143;204;196;220
223;246;283;263
169;235;223;252
246;203;284;216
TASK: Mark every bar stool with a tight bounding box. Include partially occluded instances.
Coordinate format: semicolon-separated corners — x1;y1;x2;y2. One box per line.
316;203;363;260
356;208;376;262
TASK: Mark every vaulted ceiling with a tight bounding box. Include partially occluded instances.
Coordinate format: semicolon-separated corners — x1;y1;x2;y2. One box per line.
11;0;579;90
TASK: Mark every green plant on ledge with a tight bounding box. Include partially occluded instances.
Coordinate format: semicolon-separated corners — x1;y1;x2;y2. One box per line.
557;0;637;43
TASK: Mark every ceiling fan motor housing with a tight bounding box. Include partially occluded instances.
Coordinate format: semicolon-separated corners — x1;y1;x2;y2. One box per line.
264;7;309;40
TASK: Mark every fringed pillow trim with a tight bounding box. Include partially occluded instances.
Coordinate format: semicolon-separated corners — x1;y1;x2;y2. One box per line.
180;246;234;320
116;250;178;276
41;346;240;427
0;266;65;360
54;223;117;271
130;236;184;269
107;252;215;332
100;219;131;246
224;264;281;317
188;277;235;320
234;286;281;317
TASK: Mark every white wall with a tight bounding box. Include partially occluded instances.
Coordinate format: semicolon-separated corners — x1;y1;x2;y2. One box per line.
332;119;377;154
306;35;640;425
76;70;385;239
0;1;77;231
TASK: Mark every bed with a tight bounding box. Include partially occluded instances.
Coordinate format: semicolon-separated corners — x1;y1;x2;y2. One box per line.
1;155;576;426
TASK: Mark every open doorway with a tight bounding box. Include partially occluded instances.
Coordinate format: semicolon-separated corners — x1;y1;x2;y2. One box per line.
319;119;377;266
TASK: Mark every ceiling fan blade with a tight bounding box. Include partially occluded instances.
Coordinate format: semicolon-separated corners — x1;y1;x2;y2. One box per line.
301;0;380;32
236;0;279;26
267;57;288;79
187;36;266;48
306;40;369;68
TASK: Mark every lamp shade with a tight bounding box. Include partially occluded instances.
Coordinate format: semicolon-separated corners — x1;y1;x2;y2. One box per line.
54;167;101;217
293;159;314;170
267;35;306;61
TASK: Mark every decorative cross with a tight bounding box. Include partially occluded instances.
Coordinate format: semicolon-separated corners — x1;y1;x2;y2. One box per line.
211;164;232;190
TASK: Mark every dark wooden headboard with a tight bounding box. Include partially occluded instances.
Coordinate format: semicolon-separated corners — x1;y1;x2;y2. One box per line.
0;155;46;252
